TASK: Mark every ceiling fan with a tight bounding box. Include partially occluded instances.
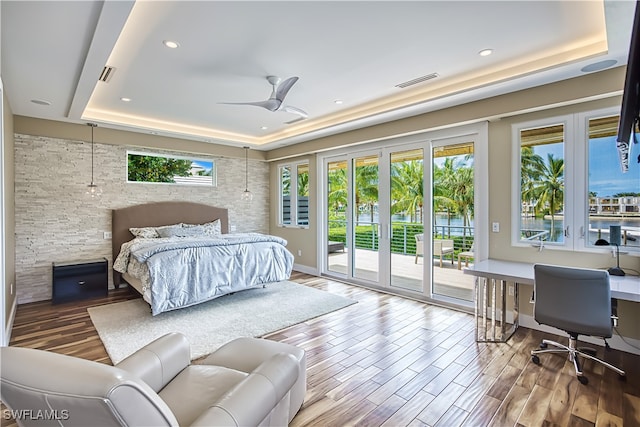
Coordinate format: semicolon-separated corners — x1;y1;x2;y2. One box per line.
220;75;308;119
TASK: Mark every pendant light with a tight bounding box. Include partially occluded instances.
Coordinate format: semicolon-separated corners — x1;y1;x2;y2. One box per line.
86;123;102;198
240;146;253;201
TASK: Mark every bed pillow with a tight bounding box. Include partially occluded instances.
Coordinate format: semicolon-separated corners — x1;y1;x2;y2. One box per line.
157;225;203;238
129;226;160;238
183;219;222;237
129;223;183;238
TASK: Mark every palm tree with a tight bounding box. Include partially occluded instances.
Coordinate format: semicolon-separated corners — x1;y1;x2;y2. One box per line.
433;158;459;236
524;153;564;240
445;163;474;236
354;163;379;224
520;147;545;217
297;169;309;197
327;166;347;221
391;159;423;222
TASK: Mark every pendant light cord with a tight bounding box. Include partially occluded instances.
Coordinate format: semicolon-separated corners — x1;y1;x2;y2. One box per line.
244;146;249;191
91;124;95;183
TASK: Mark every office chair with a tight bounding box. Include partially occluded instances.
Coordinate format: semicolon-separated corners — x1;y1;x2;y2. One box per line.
530;264;625;385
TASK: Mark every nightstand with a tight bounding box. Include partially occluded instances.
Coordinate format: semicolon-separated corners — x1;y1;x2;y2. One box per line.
52;258;108;304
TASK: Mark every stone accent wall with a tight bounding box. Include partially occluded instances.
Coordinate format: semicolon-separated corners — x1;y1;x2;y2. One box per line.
14;133;269;303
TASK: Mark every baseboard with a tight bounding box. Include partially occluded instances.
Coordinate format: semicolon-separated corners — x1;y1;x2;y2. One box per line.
292;264;319;276
3;297;17;346
520;313;640;356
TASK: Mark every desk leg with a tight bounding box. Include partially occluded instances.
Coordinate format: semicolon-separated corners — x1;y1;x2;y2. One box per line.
474;277;519;343
491;278;497;341
514;282;519;330
500;280;507;341
475;277;487;341
483;277;488;341
474;277;479;340
476;277;488;342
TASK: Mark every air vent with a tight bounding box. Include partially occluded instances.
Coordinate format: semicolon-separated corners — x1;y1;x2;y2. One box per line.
98;66;116;83
395;73;439;89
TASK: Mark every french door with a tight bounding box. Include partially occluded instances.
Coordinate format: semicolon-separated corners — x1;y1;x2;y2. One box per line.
321;123;487;306
324;142;427;293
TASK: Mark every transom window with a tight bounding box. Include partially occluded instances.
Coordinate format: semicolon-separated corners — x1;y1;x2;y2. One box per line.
127;151;216;186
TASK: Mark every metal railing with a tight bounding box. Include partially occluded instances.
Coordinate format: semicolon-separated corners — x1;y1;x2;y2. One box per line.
327;220;475;255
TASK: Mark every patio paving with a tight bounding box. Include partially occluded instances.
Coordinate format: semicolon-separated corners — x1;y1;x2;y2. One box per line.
327;248;475;301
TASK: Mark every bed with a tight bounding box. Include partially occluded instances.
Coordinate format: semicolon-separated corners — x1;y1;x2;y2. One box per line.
111;201;294;315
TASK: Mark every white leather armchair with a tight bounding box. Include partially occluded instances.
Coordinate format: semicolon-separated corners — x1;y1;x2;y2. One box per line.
0;333;306;427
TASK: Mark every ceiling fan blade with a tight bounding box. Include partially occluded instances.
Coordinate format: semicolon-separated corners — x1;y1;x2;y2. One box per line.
275;77;299;102
219;99;281;111
282;105;308;119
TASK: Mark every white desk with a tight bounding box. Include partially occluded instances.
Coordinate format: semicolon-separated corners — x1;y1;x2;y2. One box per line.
464;259;640;342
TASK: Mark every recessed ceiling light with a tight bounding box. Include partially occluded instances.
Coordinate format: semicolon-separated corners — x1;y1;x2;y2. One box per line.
120;97;131;102
581;59;617;73
30;99;51;106
261;126;268;130
479;49;493;57
163;40;180;49
334;100;343;105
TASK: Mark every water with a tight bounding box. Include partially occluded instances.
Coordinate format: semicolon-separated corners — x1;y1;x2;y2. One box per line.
521;216;640;246
355;212;474;236
355;211;639;245
357;212;473;226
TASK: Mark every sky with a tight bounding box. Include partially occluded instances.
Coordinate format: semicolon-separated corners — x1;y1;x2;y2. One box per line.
588;136;639;196
534;136;640;197
192;160;213;173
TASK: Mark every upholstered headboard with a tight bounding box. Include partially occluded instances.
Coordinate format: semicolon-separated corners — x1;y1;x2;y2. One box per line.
111;201;229;287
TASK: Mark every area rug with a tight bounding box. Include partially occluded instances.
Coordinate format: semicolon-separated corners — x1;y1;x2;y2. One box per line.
88;281;356;364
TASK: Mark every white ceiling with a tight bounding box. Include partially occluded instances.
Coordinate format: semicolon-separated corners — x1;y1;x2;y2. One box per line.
1;1;636;151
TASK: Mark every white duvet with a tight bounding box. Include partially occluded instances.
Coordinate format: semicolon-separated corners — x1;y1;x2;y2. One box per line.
114;233;294;315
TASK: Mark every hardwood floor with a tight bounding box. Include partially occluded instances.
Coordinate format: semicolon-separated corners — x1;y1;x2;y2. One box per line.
4;272;640;426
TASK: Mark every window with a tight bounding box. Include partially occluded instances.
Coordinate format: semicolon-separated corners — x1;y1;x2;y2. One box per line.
514;120;568;246
279;161;309;227
584;113;640;249
512;108;639;253
127;151;215;186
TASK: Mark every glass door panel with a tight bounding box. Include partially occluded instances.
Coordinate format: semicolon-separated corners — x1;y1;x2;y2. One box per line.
389;148;424;292
327;160;348;275
431;142;475;302
353;154;379;282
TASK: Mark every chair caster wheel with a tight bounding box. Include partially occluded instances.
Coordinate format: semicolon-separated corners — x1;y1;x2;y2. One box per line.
578;376;588;385
539;342;548;349
531;355;540;365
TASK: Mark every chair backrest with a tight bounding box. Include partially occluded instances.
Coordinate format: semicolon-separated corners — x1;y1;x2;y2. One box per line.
533;264;612;338
0;346;178;427
440;239;454;248
415;234;424;255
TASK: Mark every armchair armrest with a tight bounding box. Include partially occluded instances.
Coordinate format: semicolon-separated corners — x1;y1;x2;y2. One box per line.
116;332;190;392
191;353;299;427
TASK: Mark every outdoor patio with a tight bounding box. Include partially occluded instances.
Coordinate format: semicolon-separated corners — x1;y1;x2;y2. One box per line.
327;248;475;301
